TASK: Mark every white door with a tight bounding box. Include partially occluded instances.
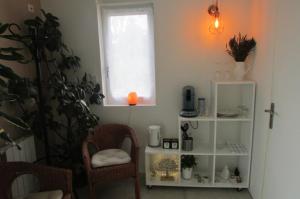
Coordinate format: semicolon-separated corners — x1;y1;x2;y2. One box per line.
262;0;300;198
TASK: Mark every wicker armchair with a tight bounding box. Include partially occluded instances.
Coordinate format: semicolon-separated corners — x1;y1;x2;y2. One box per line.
0;161;72;199
82;124;140;199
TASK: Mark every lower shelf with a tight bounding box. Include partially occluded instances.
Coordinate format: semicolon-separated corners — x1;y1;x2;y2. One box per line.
145;147;250;188
146;181;248;188
180;174;213;187
213;182;248;188
146;179;179;187
147;175;248;188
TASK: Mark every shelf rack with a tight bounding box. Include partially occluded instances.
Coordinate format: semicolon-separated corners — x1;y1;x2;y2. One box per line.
145;81;256;188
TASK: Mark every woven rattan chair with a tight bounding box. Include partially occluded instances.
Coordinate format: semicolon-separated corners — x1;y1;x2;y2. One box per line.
82;124;140;199
0;161;72;199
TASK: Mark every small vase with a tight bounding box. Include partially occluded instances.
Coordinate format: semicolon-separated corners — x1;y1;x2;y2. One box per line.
233;62;251;81
221;165;230;180
182;168;193;180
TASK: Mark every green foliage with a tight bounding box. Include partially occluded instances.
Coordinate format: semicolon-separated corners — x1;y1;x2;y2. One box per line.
23;10;104;163
0;10;104;161
24;10;63;52
0;111;30;131
0;128;21;150
226;33;256;62
0;23;35;149
181;155;197;169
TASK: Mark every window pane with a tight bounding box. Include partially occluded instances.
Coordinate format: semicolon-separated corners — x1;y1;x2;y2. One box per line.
101;5;155;105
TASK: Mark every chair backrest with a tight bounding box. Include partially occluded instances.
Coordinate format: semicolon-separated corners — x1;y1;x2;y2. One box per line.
0;162;72;199
89;124;132;150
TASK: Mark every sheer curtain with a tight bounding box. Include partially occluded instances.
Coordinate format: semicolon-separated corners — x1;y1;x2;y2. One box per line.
100;3;156;105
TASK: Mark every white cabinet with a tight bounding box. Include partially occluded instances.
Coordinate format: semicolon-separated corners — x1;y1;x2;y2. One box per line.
145;81;255;188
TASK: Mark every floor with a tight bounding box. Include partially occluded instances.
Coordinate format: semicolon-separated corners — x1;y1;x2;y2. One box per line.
77;177;253;199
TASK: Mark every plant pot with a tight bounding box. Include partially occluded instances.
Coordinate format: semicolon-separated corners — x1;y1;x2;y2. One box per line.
233;62;251;80
182;167;193;180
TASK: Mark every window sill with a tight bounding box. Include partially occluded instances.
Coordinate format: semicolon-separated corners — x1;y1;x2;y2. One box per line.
103;104;156;107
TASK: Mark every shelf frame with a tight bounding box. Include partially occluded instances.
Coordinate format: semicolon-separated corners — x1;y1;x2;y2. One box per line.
145;81;256;188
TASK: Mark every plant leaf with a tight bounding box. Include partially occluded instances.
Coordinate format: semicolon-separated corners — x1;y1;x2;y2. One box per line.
0;63;21;80
0;23;9;34
0;93;18;102
0;128;22;150
0;111;30;131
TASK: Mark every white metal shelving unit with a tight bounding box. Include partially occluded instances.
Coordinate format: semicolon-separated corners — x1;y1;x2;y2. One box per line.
145;81;256;188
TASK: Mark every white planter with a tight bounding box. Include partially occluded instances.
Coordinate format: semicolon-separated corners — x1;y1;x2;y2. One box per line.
233;62;251;80
182;168;193;180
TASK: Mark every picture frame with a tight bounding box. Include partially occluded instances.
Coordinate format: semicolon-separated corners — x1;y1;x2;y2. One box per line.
163;138;179;149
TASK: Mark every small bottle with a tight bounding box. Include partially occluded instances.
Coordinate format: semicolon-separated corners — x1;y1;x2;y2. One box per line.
198;98;206;116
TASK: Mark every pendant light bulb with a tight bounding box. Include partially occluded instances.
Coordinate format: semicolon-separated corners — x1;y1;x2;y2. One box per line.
214;17;220;29
208;0;224;34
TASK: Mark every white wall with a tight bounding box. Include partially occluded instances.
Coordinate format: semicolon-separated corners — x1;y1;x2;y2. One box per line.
40;0;254;171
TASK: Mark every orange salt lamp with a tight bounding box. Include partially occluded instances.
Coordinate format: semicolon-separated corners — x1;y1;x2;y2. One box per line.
128;92;138;106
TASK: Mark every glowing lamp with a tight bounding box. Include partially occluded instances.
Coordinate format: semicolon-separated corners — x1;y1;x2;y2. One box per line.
128;92;138;106
214;17;220;29
208;0;224;34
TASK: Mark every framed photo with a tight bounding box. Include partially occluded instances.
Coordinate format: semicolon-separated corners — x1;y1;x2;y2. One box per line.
163;138;179;149
171;139;179;149
163;138;171;149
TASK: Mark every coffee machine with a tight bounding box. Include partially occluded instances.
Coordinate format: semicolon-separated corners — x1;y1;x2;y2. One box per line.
180;86;198;117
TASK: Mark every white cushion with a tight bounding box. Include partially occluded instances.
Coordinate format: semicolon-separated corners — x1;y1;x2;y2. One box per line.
25;190;63;199
91;149;131;168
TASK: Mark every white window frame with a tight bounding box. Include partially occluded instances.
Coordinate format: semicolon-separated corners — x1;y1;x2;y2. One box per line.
97;1;156;106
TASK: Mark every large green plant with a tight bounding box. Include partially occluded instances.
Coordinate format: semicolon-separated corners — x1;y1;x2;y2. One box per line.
0;23;35;149
0;11;104;166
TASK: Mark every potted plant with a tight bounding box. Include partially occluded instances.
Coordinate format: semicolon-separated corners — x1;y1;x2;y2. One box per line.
181;155;197;180
0;11;104;187
226;33;256;80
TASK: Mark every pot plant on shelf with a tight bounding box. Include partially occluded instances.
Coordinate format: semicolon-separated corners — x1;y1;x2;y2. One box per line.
181;155;197;180
226;33;256;80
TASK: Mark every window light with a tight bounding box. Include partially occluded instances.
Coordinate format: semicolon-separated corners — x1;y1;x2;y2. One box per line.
98;3;156;106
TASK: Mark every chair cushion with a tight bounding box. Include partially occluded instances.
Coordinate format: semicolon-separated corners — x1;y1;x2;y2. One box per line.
25;190;63;199
91;149;131;168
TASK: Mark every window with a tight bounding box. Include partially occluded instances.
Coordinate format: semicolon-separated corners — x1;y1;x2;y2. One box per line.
98;2;156;106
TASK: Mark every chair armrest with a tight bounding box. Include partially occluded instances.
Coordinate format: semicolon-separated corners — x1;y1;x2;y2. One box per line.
38;165;72;197
127;128;140;164
82;141;93;172
63;193;72;199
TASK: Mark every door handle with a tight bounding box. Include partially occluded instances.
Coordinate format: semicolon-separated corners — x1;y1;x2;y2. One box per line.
265;103;275;129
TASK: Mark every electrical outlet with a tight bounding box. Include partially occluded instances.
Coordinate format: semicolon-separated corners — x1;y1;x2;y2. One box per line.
27;3;34;13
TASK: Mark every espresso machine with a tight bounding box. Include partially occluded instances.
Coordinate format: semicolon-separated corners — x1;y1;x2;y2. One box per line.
180;86;198;117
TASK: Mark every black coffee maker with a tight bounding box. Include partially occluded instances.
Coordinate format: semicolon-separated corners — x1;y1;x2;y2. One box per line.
180;86;198;117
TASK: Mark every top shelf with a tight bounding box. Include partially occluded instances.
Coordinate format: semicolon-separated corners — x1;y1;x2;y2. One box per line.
212;80;255;85
179;116;253;122
179;115;215;122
